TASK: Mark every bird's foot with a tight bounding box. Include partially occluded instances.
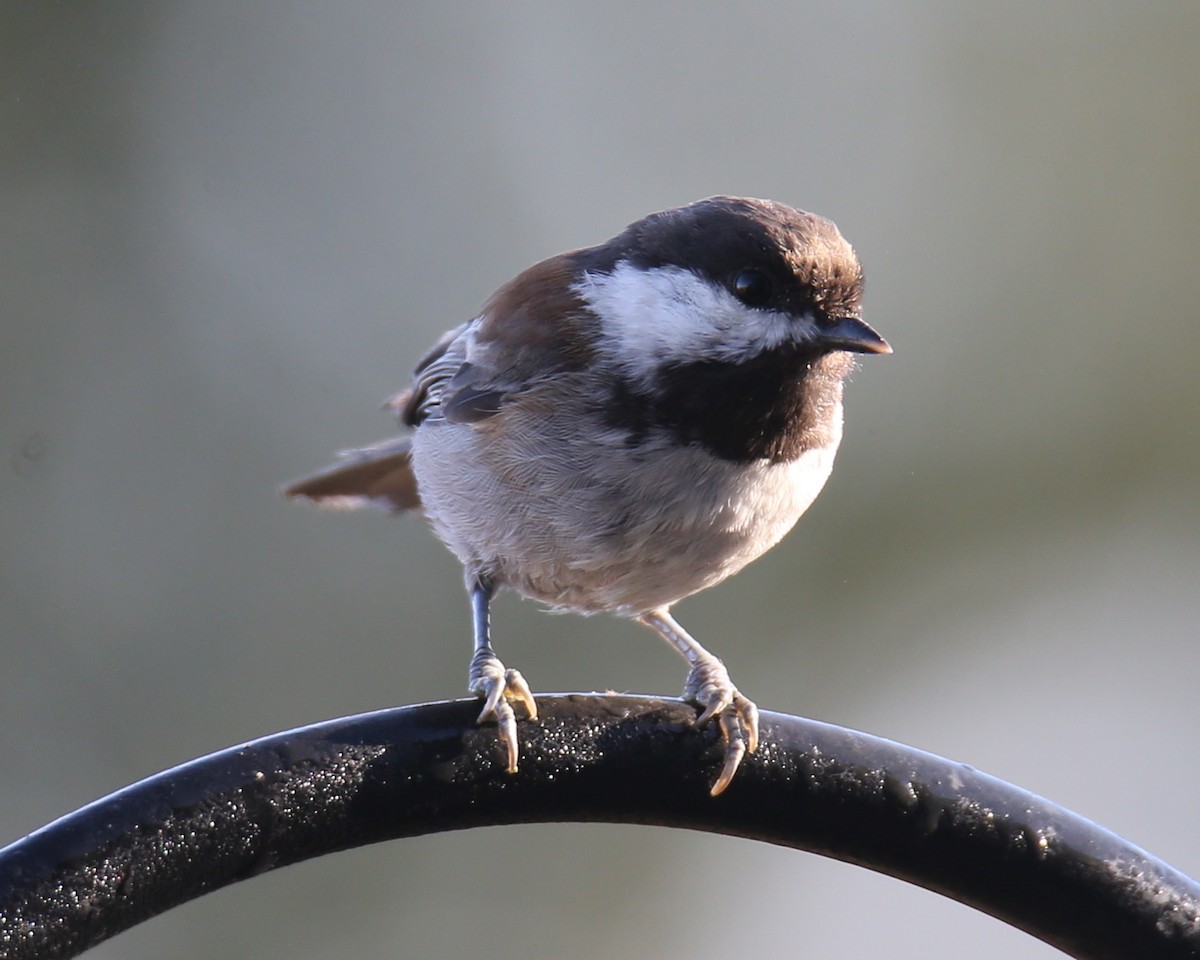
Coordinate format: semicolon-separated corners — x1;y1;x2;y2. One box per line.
683;659;760;796
468;647;538;773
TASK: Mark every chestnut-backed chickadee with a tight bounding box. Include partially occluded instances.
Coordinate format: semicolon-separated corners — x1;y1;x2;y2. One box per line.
284;196;890;794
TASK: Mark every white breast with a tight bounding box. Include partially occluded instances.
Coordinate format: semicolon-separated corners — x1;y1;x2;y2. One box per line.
410;382;843;616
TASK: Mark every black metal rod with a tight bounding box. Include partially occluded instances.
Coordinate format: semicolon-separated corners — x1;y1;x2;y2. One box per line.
1;694;1198;959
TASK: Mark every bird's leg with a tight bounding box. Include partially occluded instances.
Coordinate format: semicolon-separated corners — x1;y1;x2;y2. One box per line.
467;574;537;773
639;608;759;796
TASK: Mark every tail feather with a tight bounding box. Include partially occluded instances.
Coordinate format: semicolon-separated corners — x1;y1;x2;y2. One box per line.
281;437;420;512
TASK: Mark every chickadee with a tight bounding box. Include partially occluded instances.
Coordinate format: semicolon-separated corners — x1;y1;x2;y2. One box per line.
284;196;890;795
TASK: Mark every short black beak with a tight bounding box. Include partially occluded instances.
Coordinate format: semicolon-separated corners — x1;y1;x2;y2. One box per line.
820;316;892;355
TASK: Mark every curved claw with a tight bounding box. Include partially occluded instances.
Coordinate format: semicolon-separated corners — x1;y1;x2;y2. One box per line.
637;609;761;794
710;732;747;797
683;661;760;796
469;651;537;773
709;692;759;795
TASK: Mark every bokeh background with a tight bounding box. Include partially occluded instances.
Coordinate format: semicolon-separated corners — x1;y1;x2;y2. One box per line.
4;3;1199;957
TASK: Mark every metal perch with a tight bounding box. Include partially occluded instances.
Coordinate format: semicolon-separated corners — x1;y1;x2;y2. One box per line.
1;694;1198;959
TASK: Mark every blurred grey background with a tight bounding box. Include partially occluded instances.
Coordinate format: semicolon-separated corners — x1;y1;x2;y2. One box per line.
3;3;1198;957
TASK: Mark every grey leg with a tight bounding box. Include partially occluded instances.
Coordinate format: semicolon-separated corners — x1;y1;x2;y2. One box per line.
639;607;759;795
467;575;537;773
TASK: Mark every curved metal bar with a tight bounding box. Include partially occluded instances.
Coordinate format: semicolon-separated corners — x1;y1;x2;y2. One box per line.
1;695;1198;959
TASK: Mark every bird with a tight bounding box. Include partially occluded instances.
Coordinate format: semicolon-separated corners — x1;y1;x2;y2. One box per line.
283;196;890;795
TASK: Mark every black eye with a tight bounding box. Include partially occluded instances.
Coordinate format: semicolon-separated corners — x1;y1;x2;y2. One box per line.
732;269;772;307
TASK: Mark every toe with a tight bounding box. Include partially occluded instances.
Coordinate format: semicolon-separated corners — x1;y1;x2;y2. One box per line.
504;668;538;721
710;733;747;797
682;661;759;794
694;689;731;727
735;693;760;754
493;699;520;773
708;695;759;795
468;651;536;775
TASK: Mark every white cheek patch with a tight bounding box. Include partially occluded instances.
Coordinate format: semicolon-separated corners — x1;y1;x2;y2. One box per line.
575;261;813;381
